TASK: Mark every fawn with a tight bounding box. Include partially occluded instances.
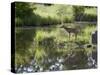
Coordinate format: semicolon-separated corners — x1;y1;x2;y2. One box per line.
60;25;80;40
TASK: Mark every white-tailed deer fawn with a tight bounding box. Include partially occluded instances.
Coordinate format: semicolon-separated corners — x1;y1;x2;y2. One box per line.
61;25;80;40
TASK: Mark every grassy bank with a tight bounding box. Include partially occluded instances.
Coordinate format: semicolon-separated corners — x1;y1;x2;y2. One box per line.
15;3;97;27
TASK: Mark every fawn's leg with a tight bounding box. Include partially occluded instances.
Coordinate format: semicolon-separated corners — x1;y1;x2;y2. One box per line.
69;33;70;40
75;34;77;40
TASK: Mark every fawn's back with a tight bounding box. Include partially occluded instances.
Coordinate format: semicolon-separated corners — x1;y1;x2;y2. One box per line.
61;25;80;34
64;27;80;34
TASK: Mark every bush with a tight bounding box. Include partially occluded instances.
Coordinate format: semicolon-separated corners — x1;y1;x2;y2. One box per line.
81;14;97;22
73;6;85;21
15;3;97;27
15;28;36;66
15;2;34;18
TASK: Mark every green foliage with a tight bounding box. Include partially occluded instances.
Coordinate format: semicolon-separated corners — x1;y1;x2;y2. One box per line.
33;29;57;61
15;2;37;26
15;2;97;26
84;7;97;15
34;47;46;63
15;17;23;26
15;28;36;65
56;5;74;24
73;6;97;21
73;6;85;21
15;2;34;18
81;14;97;22
78;25;96;44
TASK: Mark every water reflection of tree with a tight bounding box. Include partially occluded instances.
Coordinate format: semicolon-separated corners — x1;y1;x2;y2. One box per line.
15;28;36;67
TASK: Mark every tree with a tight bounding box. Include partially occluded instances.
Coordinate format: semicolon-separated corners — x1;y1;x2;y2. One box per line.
56;5;68;25
73;6;85;21
15;2;35;18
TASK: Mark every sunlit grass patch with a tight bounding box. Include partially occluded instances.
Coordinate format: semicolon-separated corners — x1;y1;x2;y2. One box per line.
84;8;97;16
77;25;96;43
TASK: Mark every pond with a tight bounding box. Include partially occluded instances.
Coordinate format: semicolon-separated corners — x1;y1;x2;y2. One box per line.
15;24;97;73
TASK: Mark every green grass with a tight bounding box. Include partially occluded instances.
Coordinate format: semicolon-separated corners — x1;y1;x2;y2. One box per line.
78;25;96;43
84;8;97;16
15;24;97;67
34;4;74;24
